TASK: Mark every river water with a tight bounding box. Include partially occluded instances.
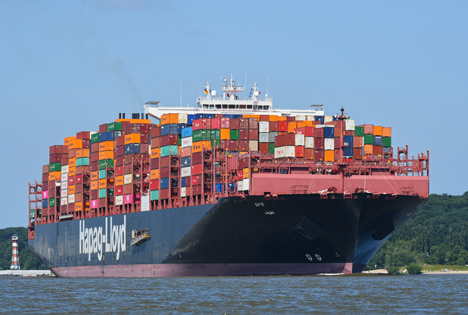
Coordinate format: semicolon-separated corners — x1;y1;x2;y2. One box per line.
1;274;467;314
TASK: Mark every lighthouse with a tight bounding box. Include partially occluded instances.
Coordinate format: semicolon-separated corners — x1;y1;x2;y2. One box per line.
10;234;20;270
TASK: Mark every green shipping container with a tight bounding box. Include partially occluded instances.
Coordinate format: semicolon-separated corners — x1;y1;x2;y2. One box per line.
210;130;220;140
99;169;106;179
269;143;275;154
230;129;239;140
49;162;61;172
91;133;100;144
192;130;203;142
30;209;35;219
150;190;159;201
99;188;106;199
355;126;364;137
382;137;391;147
76;157;89;167
364;134;374;145
107;122;122;131
161;145;179;157
49;197;57;207
211;139;221;148
99;159;114;170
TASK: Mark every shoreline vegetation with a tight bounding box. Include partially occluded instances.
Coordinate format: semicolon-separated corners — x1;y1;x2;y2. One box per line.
1;193;467;272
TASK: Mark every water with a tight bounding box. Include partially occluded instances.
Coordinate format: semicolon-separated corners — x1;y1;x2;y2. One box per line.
2;274;468;314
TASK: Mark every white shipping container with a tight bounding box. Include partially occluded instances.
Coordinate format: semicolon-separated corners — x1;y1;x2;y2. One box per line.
274;146;286;159
182;137;192;148
61;197;68;206
285;146;295;157
324;115;334;123
306;115;315;121
181;166;191;177
248;140;258;152
61;181;68;191
259;132;269;143
141;195;150;211
325;138;335;150
178;113;188;124
61;173;68;183
115;195;123;206
295;134;305;146
316;124;325;128
259;121;269;132
68;194;75;204
90;131;98;136
61;190;68;198
238;180;244;191
345;119;355;131
124;174;133;185
181;187;186;197
305;137;315;149
61;165;69;174
243;178;250;191
295;115;306;121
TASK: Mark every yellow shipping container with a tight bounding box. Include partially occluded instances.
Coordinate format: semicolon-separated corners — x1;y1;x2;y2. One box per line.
324;150;334;162
220;129;230;140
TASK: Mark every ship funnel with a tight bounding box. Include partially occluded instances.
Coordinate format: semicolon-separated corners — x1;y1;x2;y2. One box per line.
119;113;122;119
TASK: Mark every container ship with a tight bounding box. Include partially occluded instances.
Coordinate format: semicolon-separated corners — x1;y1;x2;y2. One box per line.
28;75;429;277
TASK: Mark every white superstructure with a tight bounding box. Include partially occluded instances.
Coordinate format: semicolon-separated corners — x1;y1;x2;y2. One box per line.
144;75;324;119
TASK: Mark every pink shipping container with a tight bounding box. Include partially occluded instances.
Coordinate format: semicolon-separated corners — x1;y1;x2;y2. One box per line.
134;193;141;204
180;147;192;157
201;118;211;130
221;117;230;129
363;124;373;135
192;119;202;130
124;194;133;204
90;199;98;209
211;118;221;129
42;190;49;199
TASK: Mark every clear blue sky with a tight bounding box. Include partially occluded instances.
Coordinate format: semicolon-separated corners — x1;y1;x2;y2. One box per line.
1;1;467;228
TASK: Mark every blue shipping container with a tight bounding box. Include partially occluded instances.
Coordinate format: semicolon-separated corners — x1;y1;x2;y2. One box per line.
181;156;191;167
195;114;204;120
124;143;140;155
343;147;354;157
315;116;325;124
324;126;334;138
215;183;224;193
187;114;195;125
181;177;187;187
373;136;383;146
160;178;170;189
42;199;48;208
204;114;214;119
99;131;115;142
343;135;354;147
177;124;187;135
182;126;193;138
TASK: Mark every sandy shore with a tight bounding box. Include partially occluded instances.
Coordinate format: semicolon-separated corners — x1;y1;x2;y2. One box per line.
362;269;468;275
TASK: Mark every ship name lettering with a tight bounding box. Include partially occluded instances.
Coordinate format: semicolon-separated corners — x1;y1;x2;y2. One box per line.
79;216;126;261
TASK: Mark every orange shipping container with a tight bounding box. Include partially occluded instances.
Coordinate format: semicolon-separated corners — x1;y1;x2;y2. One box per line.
269;115;279;122
64;136;74;147
69;138;82;149
150;169;159;180
91;180;98;190
373;126;383;136
151;148;161;159
296;121;307;128
99;150;114;160
99;141;114;152
69;158;76;168
115;175;124;186
75;202;83;212
192;141;211;153
287;122;297;133
125;134;140;144
116;118;151;124
99;179;107;189
161;113;178;125
68;167;76;176
382;127;391;137
76;149;90;158
364;144;374;155
49;171;61;181
220;129;230;140
91;171;98;181
278;116;287;121
243;168;249;179
304;121;316;127
68;185;75;195
324;150;334;162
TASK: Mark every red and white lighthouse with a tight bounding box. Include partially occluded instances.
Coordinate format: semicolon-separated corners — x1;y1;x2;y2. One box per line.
10;234;20;270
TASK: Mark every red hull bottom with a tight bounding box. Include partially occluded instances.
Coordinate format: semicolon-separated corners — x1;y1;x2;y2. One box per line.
51;263;353;277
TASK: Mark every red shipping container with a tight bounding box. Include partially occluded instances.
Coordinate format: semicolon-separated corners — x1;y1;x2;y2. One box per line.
230;118;240;129
249;118;258;129
125;123;141;134
151;126;161;138
191;164;203;175
295;146;305;157
91;190;98;200
161;135;178;146
99;123;108;133
124;155;134;165
75;183;83;193
160;156;170;168
151;137;161;148
353;148;363;160
373;146;383;156
228;140;239;151
192;119;202;130
314;128;324;138
259;143;269;154
305;148;314;160
191;185;202;195
115;185;123;195
49;154;61;163
140;133;149;144
140;124;150;134
239;128;248;140
91;161;99;172
239;118;249;128
305;127;314;137
98;199;107;208
345;130;354;136
220;140;230;150
294;127;306;135
269;121;278;132
150;180;159;191
124;184;133;194
160;167;169;178
220;117;230;129
249;129;258;140
191;175;202;186
91;142;99;153
201;118;211;130
239;140;249;151
334;138;341;148
150;159;159;169
115;166;124;176
314;149;324;161
75;174;83;184
314;137;324;149
76;131;90;140
42;164;49;174
115;155;124;167
61;155;69;165
42;181;49;191
238;170;243;181
287;116;296;122
116;146;124;157
275;134;286;147
335;149;340;162
49;145;63;155
285;134;295;146
192;152;203;164
124;164;132;174
260;115;269;122
68;176;75;185
116;135;124;147
159;188;170;199
211;118;221;129
140;144;149;154
82;139;90;149
278;121;287;131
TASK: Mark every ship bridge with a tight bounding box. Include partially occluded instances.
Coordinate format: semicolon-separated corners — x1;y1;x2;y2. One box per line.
144;75;324;119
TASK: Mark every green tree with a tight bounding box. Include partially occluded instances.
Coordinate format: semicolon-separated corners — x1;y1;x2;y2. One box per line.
407;263;422;275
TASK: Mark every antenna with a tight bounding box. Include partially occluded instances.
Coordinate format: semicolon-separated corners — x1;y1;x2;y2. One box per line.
180;79;182;107
245;70;247;100
267;76;269;96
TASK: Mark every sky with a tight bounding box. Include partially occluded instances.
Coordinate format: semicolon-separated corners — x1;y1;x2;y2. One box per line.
0;1;467;228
